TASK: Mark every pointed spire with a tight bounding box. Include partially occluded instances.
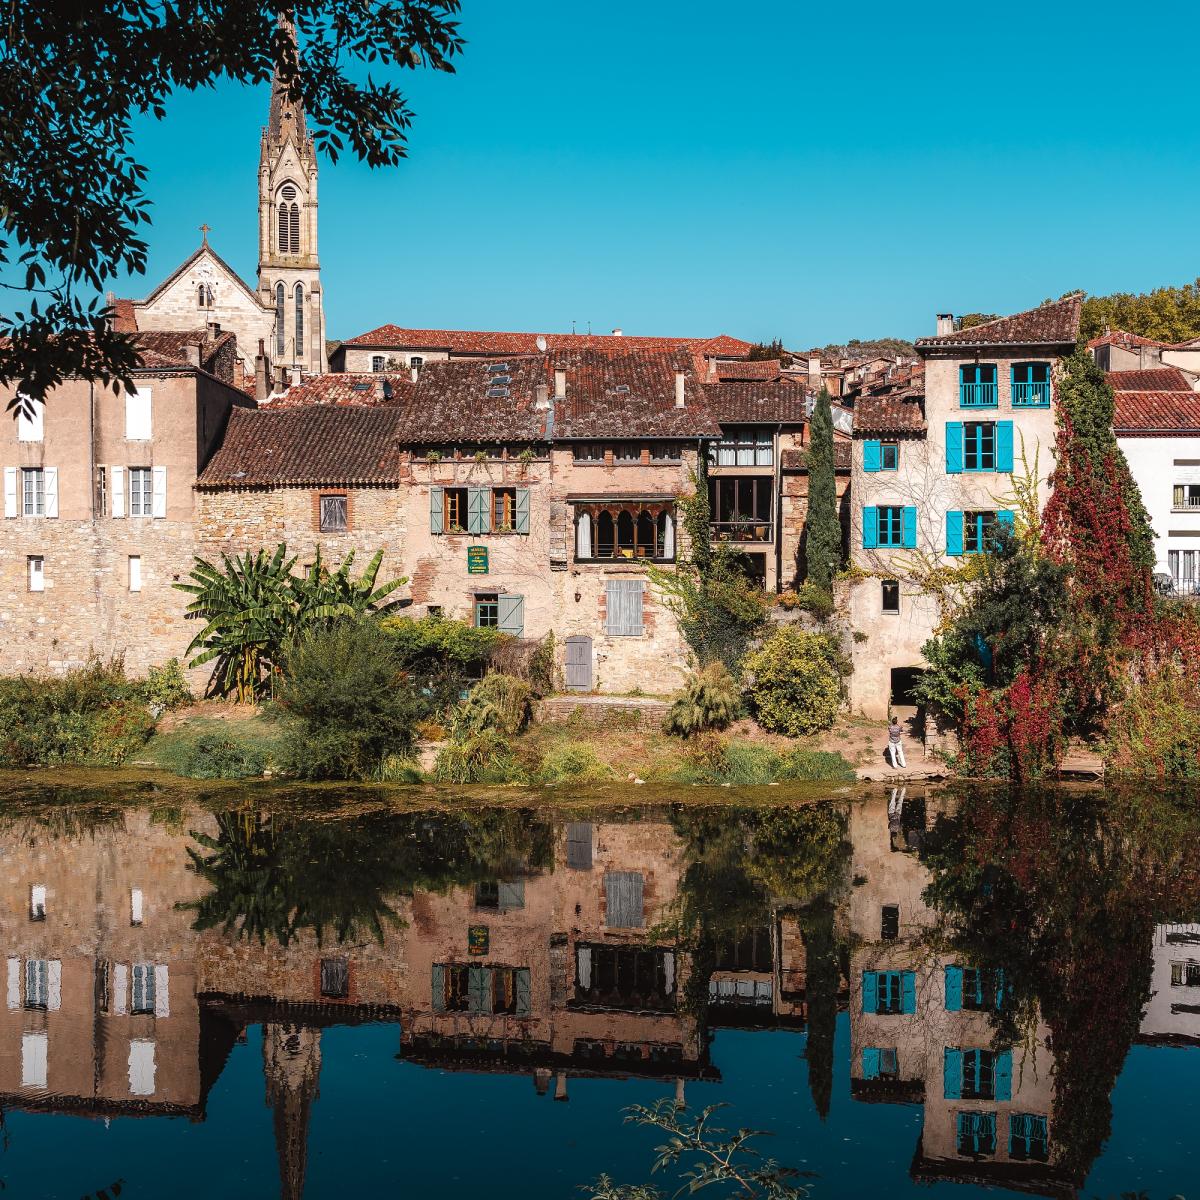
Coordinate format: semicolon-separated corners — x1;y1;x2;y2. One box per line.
263;1023;322;1200
267;12;307;147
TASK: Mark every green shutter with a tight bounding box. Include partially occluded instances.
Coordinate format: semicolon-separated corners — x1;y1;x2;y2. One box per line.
430;486;444;535
515;487;530;534
862;971;879;1013
431;964;445;1012
901;972;916;1014
947;510;964;556
946;422;964;474
468;487;489;534
498;593;524;635
515;967;531;1016
862;507;878;550
862;1047;881;1079
945;965;963;1011
943;1047;963;1099
995;1049;1013;1101
863;440;882;472
902;506;917;549
468;964;491;1014
996;420;1014;472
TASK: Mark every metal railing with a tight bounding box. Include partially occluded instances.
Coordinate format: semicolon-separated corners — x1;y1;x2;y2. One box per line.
711;520;774;543
959;382;998;407
1011;381;1051;406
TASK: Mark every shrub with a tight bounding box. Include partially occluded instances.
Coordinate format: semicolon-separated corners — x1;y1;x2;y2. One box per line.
674;735;781;785
180;733;267;780
744;627;847;736
381;612;503;714
139;659;192;711
1106;665;1200;779
536;744;613;785
453;673;533;739
432;730;525;784
274;619;422;781
795;581;834;621
665;663;738;737
776;748;856;782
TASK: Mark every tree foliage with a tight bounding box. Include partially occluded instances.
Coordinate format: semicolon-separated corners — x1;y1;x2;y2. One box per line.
803;387;840;594
0;3;463;404
1078;278;1200;343
744;627;847;736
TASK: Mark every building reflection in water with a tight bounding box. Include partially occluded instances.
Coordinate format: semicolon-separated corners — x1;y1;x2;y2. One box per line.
0;790;1196;1199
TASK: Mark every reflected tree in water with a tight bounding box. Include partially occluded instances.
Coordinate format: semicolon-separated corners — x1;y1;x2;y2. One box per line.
921;786;1200;1182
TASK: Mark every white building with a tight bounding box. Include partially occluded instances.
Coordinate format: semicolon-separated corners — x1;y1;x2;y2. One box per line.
1140;923;1200;1043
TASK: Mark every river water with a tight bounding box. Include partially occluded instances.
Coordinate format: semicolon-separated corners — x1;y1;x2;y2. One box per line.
0;780;1195;1199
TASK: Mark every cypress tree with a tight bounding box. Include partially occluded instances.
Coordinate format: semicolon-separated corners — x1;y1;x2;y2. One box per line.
805;388;840;592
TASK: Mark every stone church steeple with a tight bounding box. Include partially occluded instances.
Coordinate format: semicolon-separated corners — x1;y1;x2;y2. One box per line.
258;42;326;375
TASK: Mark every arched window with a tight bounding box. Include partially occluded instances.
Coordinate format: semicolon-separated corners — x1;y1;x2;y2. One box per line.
275;283;285;357
596;511;615;558
198;284;206;308
277;203;289;253
289;204;300;253
277;185;300;254
294;283;304;357
636;511;656;557
617;511;635;557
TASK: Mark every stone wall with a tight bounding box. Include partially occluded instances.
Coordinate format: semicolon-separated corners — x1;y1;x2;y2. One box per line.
536;695;670;731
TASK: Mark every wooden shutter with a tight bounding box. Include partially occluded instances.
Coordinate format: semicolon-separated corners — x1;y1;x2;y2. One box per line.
111;466;126;517
862;971;879;1013
125;387;152;440
4;468;16;518
862;506;878;549
605;579;645;636
863;1047;882;1080
497;593;524;635
47;960;61;1012
467;964;492;1013
996;510;1015;539
515;487;530;534
663;511;676;559
113;963;129;1015
497;880;525;909
6;958;18;1009
605;871;644;928
467;487;489;534
43;467;58;518
996;421;1014;472
902;506;917;548
430;486;444;534
944;1048;963;1098
128;1039;155;1096
901;971;916;1014
566;821;594;869
946;510;964;556
863;440;881;472
995;1049;1013;1100
515;968;531;1016
945;965;963;1011
946;421;964;473
431;964;446;1012
576;511;592;559
152;466;167;518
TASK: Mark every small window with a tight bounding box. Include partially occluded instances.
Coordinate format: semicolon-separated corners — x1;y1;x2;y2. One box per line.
410;356;424;368
30;885;46;921
130;888;144;926
956;1111;997;1157
445;487;468;532
881;905;900;940
1170;961;1200;986
129;467;153;518
131;962;155;1015
878;1048;899;1079
17;396;43;442
128;555;142;592
95;466;107;517
475;594;499;628
372;355;385;372
880;442;898;470
1009;1113;1049;1162
24;959;48;1010
319;494;348;533
125;386;152;440
881;579;899;614
613;442;642;463
27;556;44;593
487;362;510;374
21;468;45;516
651;442;683;462
320;957;349;999
492;488;516;532
573;443;606;462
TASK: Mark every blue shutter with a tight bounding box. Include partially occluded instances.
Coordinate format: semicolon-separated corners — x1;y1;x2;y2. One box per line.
515;487;530;534
498;594;525;636
996;421;1014;472
945;965;963;1011
943;1048;963;1099
862;971;879;1014
862;507;878;550
467;487;489;534
995;1049;1013;1101
902;506;917;549
515;968;531;1016
996;510;1015;539
862;1047;882;1079
901;972;916;1014
946;422;964;474
995;967;1007;1010
947;510;964;556
863;441;881;472
431;964;445;1012
430;486;444;535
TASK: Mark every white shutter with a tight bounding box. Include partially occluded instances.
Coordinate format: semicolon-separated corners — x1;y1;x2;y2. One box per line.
21;1032;47;1088
663;512;676;558
130;887;144;924
664;951;676;995
576;511;592;559
6;957;19;1009
128;556;142;593
128;1040;156;1096
125;387;152;440
151;466;167;518
153;964;169;1017
577;947;592;989
17;398;43;442
43;467;58;518
4;467;16;518
47;960;61;1011
113;962;129;1015
605;579;645;636
111;466;125;517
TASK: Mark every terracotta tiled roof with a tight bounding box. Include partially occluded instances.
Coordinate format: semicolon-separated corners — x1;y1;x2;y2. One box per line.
714;359;783;382
264;372;416;408
109;298;138;333
552;348;720;438
781;442;852;471
1114;392;1200;435
1107;367;1195;393
341;324;753;359
915;296;1081;350
397;359;551;443
705;380;809;424
853;395;926;435
197;406;402;487
1088;329;1170;351
131;330;235;375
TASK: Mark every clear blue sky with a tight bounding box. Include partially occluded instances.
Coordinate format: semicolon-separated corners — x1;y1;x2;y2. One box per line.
119;0;1200;347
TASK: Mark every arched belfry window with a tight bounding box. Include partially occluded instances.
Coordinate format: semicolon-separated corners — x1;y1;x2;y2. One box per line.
278;184;300;254
294;283;304;358
275;283;285;357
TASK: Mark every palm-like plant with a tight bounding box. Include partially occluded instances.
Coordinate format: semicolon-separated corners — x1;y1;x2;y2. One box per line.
292;547;407;625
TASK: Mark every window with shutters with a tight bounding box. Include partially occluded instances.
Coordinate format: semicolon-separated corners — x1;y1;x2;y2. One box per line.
573;944;676;1011
443;487;468;532
474;880;525;910
862;1047;900;1079
961;1048;997;1099
1009;1113;1049;1161
862;969;915;1014
319;494;348;532
27;556;44;593
24;959;48;1010
493;487;516;532
605;579;645;636
129;468;153;517
434;963;530;1015
1011;362;1051;407
21;468;44;516
877;505;903;547
475;594;499;628
964;510;998;555
320;957;349;999
880;442;898;470
963;422;996;471
959;363;998;408
956;1111;997;1156
131;962;155;1015
605;870;645;927
1169;961;1200;986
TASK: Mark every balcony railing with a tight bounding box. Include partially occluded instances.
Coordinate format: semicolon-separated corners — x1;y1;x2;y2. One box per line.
711;520;774;543
1011;381;1051;407
959;382;998;407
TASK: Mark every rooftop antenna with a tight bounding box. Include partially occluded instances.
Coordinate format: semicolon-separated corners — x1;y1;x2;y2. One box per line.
571;320;576;335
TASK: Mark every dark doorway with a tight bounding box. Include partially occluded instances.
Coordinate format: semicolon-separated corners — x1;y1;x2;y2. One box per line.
890;667;924;708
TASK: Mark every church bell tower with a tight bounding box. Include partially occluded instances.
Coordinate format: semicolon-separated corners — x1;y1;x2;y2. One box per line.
258;59;326;375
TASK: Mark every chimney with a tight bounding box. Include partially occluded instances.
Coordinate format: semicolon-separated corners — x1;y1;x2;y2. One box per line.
184;342;201;368
554;369;566;399
807;355;821;383
611;327;623;337
105;290;117;331
273;363;287;393
534;382;550;410
674;371;686;408
205;321;221;341
254;339;270;402
936;313;954;336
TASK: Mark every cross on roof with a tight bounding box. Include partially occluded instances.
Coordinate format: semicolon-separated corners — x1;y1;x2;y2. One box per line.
199;223;211;244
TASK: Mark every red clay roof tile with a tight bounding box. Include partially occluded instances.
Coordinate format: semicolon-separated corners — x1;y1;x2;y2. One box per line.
916;296;1081;351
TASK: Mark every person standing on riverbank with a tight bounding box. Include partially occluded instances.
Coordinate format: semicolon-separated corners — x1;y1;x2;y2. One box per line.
887;717;906;769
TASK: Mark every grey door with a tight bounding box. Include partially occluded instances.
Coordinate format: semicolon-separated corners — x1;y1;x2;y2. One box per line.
564;635;592;691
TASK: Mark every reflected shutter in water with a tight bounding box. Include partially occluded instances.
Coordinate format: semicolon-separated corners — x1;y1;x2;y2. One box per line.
605;871;644;928
566;822;593;869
